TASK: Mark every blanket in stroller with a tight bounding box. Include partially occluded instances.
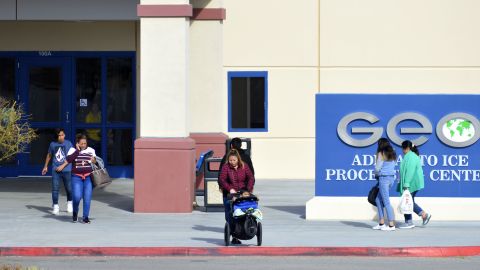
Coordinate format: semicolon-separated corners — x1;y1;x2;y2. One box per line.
232;197;263;220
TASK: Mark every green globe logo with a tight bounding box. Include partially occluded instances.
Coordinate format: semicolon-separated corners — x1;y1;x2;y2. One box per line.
442;118;475;143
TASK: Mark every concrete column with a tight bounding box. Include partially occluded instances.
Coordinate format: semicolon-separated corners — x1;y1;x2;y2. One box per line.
139;0;191;137
135;0;195;213
188;0;227;193
189;0;225;132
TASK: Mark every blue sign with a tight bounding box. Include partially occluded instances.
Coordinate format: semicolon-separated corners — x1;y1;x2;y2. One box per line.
315;94;480;197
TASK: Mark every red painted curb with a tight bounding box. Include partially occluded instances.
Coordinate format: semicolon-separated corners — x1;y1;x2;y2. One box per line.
1;246;480;257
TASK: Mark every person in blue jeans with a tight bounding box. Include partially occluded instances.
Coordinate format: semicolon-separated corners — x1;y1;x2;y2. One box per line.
398;140;432;229
42;129;73;215
218;149;255;244
372;143;397;231
56;134;96;224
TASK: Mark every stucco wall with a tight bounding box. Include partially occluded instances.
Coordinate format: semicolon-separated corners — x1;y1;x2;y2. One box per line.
319;0;480;94
221;0;319;179
0;22;136;51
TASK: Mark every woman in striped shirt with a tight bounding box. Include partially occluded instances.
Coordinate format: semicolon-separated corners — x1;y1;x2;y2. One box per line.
57;133;96;224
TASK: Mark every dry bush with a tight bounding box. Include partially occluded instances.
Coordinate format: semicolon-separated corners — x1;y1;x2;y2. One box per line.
0;97;37;162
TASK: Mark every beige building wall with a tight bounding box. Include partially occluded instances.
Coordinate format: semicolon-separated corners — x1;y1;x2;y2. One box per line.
224;0;318;67
222;0;480;180
319;0;480;94
222;0;319;180
309;0;480;220
0;21;136;51
189;0;224;132
224;68;317;180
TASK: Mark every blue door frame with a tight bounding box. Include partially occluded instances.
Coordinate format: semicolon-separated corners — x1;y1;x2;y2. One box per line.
0;52;136;178
18;57;73;176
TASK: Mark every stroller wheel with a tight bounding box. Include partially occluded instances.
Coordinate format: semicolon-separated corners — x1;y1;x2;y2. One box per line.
256;222;262;246
224;222;231;246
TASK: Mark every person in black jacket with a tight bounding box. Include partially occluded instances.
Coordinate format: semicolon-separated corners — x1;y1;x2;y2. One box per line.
218;137;255;179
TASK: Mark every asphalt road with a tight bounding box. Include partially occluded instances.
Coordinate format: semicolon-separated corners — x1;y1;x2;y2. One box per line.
1;256;480;270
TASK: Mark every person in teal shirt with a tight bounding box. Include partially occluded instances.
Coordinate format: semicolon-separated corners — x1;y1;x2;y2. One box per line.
398;140;432;229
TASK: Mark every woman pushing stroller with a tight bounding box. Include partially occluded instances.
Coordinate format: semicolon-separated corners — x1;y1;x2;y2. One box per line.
218;149;255;245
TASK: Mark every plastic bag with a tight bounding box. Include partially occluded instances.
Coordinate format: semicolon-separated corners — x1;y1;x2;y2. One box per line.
398;189;414;214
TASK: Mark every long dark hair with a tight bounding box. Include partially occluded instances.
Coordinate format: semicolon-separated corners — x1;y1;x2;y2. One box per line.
402;140;419;156
383;145;397;161
376;138;390;154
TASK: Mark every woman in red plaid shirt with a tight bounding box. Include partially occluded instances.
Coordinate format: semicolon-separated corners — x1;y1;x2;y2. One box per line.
218;149;255;244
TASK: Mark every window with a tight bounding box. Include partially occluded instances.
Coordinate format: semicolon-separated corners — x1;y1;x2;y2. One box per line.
0;58;15;101
73;54;135;174
76;58;101;124
29;67;61;122
107;129;133;166
228;71;268;132
107;58;133;123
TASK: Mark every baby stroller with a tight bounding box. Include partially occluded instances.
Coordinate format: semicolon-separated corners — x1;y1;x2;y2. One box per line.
224;192;262;246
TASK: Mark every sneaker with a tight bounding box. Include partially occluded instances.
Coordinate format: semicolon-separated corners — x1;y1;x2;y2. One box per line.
381;226;396;231
372;224;385;230
72;212;78;223
52;204;59;215
422;213;432;226
83;217;91;224
231;238;242;245
67;201;73;213
398;222;415;229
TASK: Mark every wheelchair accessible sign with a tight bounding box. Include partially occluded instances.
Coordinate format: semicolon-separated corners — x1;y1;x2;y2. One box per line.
315;94;480;197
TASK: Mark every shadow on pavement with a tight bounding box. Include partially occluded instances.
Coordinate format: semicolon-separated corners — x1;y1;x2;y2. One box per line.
25;204;53;214
1;178;134;213
340;221;372;229
0;178;51;193
25;205;73;223
92;189;134;212
192;225;223;233
265;205;306;219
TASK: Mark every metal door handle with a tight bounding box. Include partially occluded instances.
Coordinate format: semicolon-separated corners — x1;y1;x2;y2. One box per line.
66;112;70;123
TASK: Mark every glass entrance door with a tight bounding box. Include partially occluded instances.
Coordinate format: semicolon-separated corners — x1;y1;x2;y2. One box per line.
18;57;72;176
0;52;135;178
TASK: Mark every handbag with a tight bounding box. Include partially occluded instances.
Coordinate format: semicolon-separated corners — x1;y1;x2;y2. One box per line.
367;183;379;206
90;156;112;189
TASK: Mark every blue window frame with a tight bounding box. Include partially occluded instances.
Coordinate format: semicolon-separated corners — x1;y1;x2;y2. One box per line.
228;71;268;132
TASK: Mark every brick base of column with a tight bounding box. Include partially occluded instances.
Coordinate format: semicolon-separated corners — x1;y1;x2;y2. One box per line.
134;138;195;213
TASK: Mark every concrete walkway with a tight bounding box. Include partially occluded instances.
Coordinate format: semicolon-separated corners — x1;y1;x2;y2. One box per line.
1;178;480;256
